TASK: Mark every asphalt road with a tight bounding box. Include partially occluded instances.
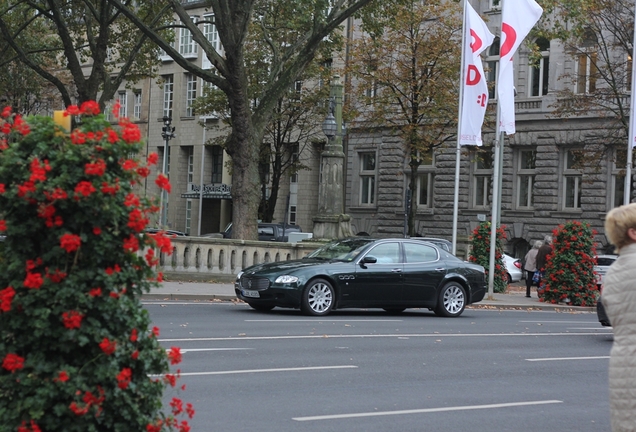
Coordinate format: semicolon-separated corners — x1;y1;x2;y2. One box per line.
144;300;613;432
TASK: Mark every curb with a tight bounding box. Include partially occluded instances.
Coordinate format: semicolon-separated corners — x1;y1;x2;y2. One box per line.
142;294;237;301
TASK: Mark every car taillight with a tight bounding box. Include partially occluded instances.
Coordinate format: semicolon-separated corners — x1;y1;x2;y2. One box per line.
514;261;522;269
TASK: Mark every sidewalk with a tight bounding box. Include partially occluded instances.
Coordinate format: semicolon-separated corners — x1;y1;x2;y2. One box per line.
143;280;596;312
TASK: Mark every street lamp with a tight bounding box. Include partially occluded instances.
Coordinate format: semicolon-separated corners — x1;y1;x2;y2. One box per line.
160;116;175;227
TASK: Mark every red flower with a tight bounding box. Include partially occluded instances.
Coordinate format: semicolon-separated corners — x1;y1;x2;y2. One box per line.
71;130;86;145
0;220;6;231
0;286;15;312
62;310;84;329
24;272;43;289
152;326;160;337
0;183;4;193
60;233;81;253
121;159;138;171
99;338;117;355
112;102;121;118
85;159;107;176
65;105;80;116
2;353;25;372
93;227;102;235
46;268;67;283
147;422;163;432
17;420;41;432
101;181;119;195
17;180;36;197
155;174;171;193
147;152;159;165
149;232;173;254
130;328;138;342
137;166;150;178
29;158;50;182
44;187;68;201
168;347;182;365
116;367;132;389
121;122;142;143
132;350;140;360
1;106;11;118
89;287;102;297
124;193;140;207
105;264;121;275
178;420;191;432
74;181;96;198
54;370;69;382
186;403;195;419
164;373;177;387
170;397;184;415
107;129;119;143
123;235;140;253
127;208;149;232
80;101;100;115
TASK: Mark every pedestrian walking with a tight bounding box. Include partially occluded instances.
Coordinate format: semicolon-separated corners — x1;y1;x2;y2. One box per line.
523;240;542;298
535;235;553;286
602;202;636;431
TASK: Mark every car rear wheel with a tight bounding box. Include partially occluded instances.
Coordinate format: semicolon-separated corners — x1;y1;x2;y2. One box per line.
506;272;512;283
247;303;275;312
301;278;334;316
434;282;466;317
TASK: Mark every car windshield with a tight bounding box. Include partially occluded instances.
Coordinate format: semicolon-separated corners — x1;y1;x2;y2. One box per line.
306;238;375;261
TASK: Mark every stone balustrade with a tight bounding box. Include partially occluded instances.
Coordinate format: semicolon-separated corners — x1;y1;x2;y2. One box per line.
159;237;323;281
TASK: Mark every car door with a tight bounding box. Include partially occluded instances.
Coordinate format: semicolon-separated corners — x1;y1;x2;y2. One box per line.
349;241;403;306
401;242;446;306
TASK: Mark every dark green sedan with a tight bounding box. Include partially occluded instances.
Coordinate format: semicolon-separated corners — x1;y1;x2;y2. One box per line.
235;237;486;317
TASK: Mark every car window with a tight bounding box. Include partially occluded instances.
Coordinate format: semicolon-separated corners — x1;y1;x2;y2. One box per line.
258;227;275;236
306;238;375;261
596;257;617;266
404;243;438;263
366;242;401;264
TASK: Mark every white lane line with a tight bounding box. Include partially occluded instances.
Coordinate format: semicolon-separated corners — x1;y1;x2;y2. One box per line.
179;348;253;353
293;400;563;422
177;365;357;376
244;319;403;322
519;320;598;324
526;356;609;362
158;332;607;343
567;327;612;330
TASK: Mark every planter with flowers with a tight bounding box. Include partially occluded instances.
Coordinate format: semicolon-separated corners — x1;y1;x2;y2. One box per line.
538;220;598;306
468;221;507;293
0;103;193;431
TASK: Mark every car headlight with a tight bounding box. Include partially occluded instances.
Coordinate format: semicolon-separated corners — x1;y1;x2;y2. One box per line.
274;275;299;284
236;271;243;281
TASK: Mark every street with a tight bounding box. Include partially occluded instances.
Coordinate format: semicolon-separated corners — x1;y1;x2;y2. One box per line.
145;300;612;432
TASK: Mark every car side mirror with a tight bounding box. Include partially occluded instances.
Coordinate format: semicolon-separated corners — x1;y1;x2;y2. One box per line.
361;256;377;264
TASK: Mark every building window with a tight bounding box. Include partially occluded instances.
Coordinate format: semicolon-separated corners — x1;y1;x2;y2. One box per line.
472;148;493;208
211;145;223;183
575;53;598;94
185;73;197;117
610;148;626;209
416;148;434;208
118;91;127;118
530;38;550;97
486;38;500;99
162;75;174;119
516;149;536;208
178;18;198;58
133;90;142;120
627;54;633;92
563;149;582;209
187;147;194;184
359;152;376;205
202;14;221;69
185;200;192;235
490;0;501;9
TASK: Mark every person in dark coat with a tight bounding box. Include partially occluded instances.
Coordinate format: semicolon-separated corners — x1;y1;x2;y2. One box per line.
523;240;542;298
535;235;553;286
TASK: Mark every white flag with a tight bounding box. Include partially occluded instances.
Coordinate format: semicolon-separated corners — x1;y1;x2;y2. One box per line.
459;3;495;146
497;0;543;135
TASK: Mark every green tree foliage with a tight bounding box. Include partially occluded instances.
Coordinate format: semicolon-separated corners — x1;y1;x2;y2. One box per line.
469;221;507;293
0;104;192;430
106;0;377;240
538;220;598;306
0;0;171;108
347;0;462;235
534;0;634;168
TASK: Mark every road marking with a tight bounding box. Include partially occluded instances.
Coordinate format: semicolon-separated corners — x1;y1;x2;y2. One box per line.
293;400;563;421
176;365;357;376
158;332;608;343
244;319;403;322
526;356;609;362
567;327;612;330
178;348;253;353
142;302;220;305
519;320;598;324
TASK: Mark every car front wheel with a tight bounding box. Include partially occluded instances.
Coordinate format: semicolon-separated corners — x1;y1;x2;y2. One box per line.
434;282;466;317
301;278;334;316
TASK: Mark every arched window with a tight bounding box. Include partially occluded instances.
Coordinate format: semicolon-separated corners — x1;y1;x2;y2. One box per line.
530;38;550;97
486;37;500;99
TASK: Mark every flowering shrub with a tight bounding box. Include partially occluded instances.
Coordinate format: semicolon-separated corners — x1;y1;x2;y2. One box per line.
0;103;193;430
538;220;598;306
469;221;507;293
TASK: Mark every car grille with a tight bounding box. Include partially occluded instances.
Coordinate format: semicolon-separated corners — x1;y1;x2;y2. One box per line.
239;276;270;291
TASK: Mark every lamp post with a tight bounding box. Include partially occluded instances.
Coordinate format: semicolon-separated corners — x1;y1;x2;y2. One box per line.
160;116;175;227
312;76;352;239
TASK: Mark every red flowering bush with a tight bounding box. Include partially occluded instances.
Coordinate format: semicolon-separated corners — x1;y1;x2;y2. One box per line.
538;220;598;306
0;103;192;430
469;221;507;293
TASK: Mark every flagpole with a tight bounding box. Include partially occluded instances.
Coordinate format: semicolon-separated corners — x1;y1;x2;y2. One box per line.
452;0;470;256
487;104;503;300
624;2;636;205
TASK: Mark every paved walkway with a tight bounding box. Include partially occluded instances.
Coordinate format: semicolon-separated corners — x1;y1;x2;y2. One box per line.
144;280;597;313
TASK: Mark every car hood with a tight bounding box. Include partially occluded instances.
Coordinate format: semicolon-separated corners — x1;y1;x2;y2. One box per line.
240;258;345;277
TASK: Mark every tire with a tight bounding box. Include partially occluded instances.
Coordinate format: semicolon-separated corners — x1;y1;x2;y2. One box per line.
301;278;335;316
247;303;275;312
434;282;466;317
383;308;406;314
507;273;512;284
